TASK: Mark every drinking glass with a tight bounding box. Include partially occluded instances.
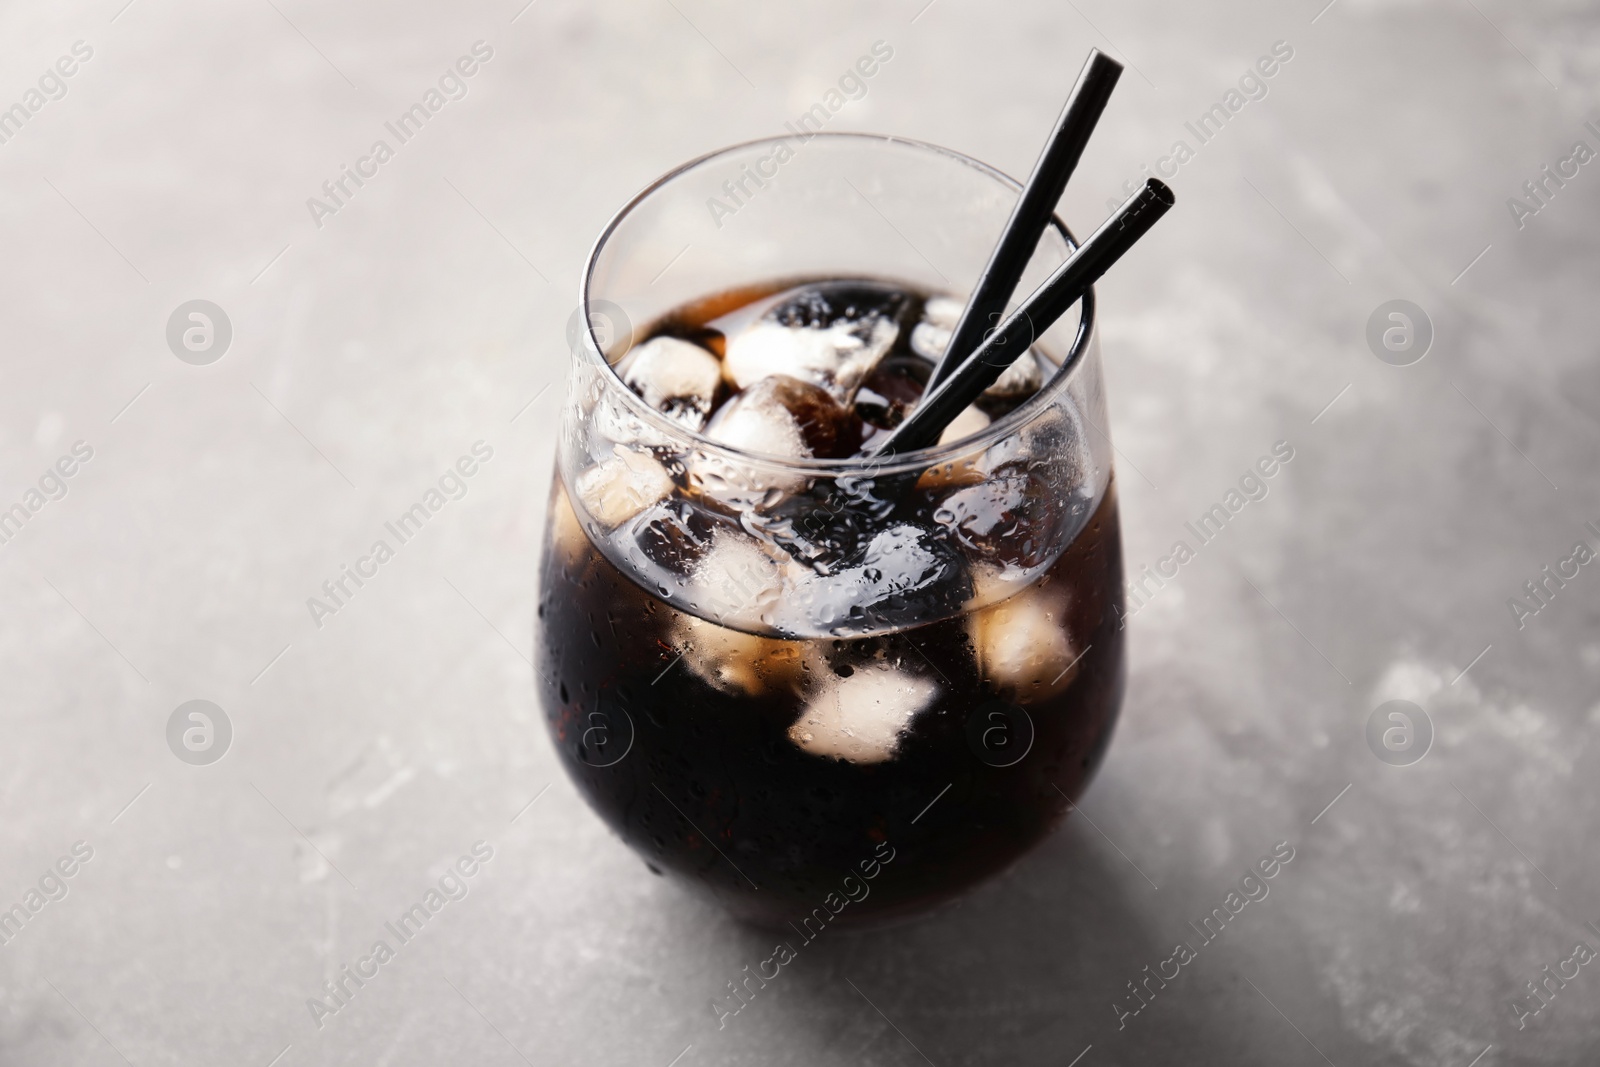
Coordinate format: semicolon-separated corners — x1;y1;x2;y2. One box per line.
537;133;1125;927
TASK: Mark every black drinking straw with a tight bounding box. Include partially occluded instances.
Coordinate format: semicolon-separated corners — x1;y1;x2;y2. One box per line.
924;49;1124;388
870;178;1175;457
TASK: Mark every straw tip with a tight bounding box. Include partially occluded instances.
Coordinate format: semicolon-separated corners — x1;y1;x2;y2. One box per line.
1144;177;1176;206
1086;48;1124;74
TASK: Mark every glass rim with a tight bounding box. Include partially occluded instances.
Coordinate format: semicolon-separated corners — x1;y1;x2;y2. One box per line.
578;130;1098;476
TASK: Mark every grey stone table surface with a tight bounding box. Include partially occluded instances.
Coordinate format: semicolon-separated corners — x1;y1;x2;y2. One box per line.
1;0;1597;1064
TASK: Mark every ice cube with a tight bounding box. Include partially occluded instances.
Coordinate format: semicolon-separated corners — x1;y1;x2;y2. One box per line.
703;377;807;460
932;467;1056;569
707;375;857;459
984;349;1045;399
787;661;939;764
908;296;966;363
692;375;860;499
909;321;950;364
967;561;1025;606
910;290;1046;402
854;356;930;432
574;448;674;529
913;453;986;495
912;322;1045;403
617;336;722;431
975;404;1077;476
968;584;1077;701
724;322;895;405
921;295;964;327
611;497;720;593
685;528;787;630
937;404;991;446
670;611;806;696
767;283;910;336
723;284;907;403
776;522;971;636
753;477;897;575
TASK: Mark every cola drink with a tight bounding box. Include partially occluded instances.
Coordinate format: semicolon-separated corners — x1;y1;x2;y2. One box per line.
538;279;1125;927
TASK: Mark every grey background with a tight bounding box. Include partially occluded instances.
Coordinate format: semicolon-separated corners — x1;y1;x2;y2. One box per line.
1;0;1596;1064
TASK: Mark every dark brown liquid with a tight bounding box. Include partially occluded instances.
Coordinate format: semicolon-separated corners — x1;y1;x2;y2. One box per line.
536;479;1125;927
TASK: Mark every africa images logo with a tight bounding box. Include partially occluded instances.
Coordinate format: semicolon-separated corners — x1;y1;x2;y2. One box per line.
704;41;894;229
1365;300;1432;366
305;842;495;1029
1365;700;1432;767
305;42;494;230
166;700;232;766
166;300;232;365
